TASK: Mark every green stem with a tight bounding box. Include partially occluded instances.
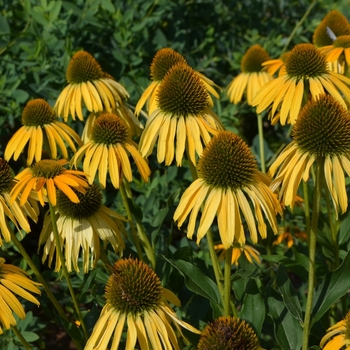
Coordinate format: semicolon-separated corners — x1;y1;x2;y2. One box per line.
49;203;88;343
119;182;143;261
302;181;311;236
10;231;69;322
224;246;233;316
302;158;323;350
11;325;32;350
281;0;317;54
136;221;156;269
257;114;266;173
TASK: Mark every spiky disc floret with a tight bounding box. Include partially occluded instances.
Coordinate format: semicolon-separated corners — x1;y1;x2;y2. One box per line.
56;184;102;219
293;95;350;157
198;131;257;190
150;48;187;82
0;158;13;194
285;43;328;79
334;35;350;48
66;51;103;84
106;258;162;315
157;62;209;117
241;45;271;73
31;160;65;178
313;10;350;47
197;316;261;350
90;113;129;145
21;99;56;126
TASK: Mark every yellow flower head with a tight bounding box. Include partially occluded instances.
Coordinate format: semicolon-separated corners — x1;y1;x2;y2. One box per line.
253;43;350;125
0;258;41;334
227;44;273;105
313;10;350;48
273;226;307;248
174;131;281;248
262;51;290;77
215;242;261;266
39;184;126;273
10;159;89;207
85;258;200;350
0;158;38;245
5;99;82;165
320;310;350;349
54;51;129;121
197;316;262;350
269;94;350;216
135;47;220;117
71;113;150;188
139;62;223;166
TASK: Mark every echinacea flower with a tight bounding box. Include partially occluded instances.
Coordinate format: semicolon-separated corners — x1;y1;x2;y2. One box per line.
71;113;150;188
313;10;350;48
262;51;289;77
135;47;220;117
197;316;263;350
54;51;129;121
0;258;41;334
5;99;82;165
320;35;350;75
10;159;89;207
320;310;350;349
174;131;281;248
139;62;224;166
85;258;200;350
0;158;38;245
227;45;273;105
273;226;307;248
215;242;261;266
39;184;126;273
269;94;350;217
253;43;350;125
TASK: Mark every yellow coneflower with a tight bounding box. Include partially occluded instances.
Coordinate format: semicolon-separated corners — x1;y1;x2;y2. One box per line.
54;51;129;121
227;45;273;105
320;35;350;75
85;258;200;350
174;131;281;248
269;95;350;217
139;62;224;166
253;43;350;125
135;47;220;117
215;242;261;266
273;226;307;248
4;99;82;165
313;10;350;48
320;310;350;349
0;158;38;245
0;258;41;334
10;159;89;207
197;316;263;350
71;113;150;189
39;184;125;273
262;51;289;77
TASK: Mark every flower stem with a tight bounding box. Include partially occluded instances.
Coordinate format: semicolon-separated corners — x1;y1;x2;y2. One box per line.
136;221;156;269
257;114;266;173
302;181;311;235
224;246;233;316
302;157;323;350
119;182;144;261
49;203;88;343
9;230;69;322
11;325;32;350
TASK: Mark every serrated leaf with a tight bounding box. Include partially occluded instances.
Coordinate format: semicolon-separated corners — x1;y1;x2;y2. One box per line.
312;250;350;325
163;257;221;306
276;265;302;321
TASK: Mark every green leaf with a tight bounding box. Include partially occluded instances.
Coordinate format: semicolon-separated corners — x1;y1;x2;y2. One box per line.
276;265;302;322
101;0;115;13
163;257;221;306
80;269;98;299
151;207;168;227
312;250;350;324
339;211;350;245
152;28;167;48
240;279;265;336
49;1;62;21
268;289;303;350
22;331;39;342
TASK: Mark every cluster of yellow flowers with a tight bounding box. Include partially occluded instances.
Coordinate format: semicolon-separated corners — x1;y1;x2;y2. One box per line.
2;8;350;350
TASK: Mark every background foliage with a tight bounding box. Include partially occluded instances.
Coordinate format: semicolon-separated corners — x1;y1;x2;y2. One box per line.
1;0;350;349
